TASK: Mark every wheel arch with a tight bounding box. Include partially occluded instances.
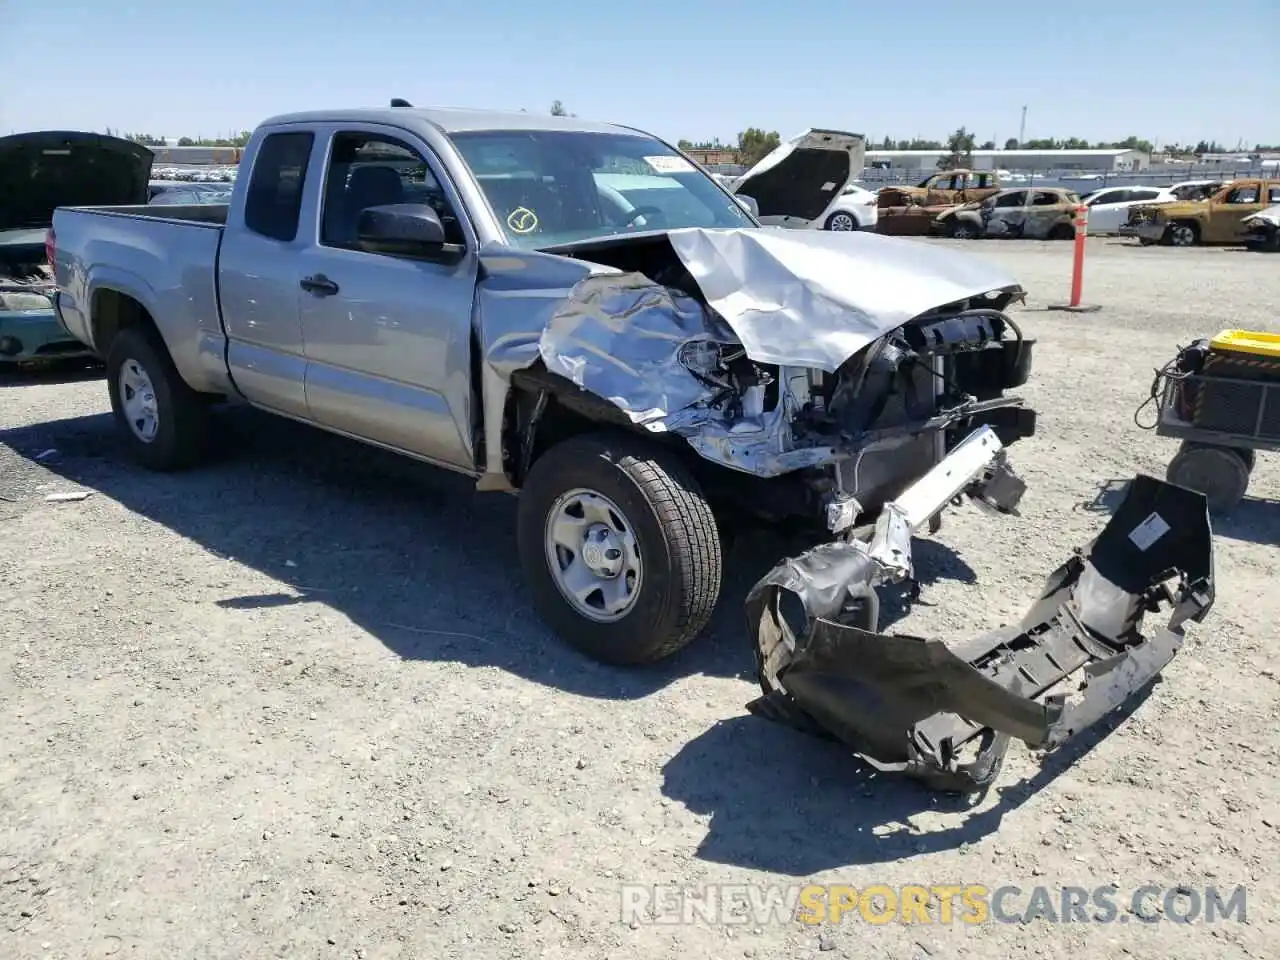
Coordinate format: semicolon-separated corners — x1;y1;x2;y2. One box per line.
90;287;161;359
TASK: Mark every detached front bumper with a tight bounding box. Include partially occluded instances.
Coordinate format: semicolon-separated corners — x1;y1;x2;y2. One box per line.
1119;221;1166;242
745;429;1215;794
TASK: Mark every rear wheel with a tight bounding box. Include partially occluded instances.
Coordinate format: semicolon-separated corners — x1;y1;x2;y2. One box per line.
106;325;211;471
1165;441;1251;513
517;431;722;665
1049;222;1075;240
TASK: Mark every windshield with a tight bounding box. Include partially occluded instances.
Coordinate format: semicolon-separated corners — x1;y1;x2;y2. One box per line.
448;129;753;248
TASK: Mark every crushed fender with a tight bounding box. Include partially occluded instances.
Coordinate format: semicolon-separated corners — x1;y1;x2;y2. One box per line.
745;474;1215;794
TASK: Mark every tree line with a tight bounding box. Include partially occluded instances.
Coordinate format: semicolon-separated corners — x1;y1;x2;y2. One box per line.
106;107;1280;165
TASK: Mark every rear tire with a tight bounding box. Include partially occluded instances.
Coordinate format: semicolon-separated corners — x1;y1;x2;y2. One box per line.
1165;441;1250;513
106;325;211;471
517;431;721;666
1049;222;1075;240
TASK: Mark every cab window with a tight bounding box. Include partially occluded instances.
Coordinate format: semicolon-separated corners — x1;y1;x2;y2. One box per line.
320;132;465;250
243;131;314;242
1223;184;1259;204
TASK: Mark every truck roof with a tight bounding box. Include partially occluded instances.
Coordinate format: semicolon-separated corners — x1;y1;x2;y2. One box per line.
258;106;641;138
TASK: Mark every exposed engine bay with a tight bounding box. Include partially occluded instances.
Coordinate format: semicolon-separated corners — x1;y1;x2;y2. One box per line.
0;260;55;314
535;229;1036;531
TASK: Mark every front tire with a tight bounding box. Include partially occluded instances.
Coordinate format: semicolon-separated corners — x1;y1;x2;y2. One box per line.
825;210;859;232
1165;221;1199;247
517;431;722;665
106;325;211;471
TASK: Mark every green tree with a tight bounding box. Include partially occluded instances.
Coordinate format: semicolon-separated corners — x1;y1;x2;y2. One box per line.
1003;137;1019;150
736;127;781;166
550;100;569;117
938;126;976;170
979;140;996;150
677;138;694;150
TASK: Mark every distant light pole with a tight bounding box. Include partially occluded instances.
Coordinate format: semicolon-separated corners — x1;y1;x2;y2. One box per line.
1018;106;1027;148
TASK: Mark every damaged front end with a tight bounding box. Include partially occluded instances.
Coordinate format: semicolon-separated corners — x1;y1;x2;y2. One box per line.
536;229;1037;532
746;471;1215;794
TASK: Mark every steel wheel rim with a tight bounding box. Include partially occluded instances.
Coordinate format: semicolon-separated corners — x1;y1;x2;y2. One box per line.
829;213;856;231
544;487;643;623
1172;225;1194;246
119;358;159;443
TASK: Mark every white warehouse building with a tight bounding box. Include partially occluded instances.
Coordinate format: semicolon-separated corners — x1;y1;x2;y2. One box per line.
864;148;1150;172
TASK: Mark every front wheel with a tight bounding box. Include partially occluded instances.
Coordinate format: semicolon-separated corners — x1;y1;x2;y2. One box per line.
950;219;980;239
825;210;859;232
106;325;211;471
517;431;722;665
1165;221;1199;247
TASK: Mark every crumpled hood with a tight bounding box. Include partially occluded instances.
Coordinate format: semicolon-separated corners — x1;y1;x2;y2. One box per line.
664;226;1022;372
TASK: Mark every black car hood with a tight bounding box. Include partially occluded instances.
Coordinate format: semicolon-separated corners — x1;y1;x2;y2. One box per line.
0;131;154;231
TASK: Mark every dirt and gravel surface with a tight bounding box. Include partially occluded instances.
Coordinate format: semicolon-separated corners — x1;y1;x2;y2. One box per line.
2;238;1278;960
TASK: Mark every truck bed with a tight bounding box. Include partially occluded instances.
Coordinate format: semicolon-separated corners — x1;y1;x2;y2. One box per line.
51;203;230;393
66;203;230;226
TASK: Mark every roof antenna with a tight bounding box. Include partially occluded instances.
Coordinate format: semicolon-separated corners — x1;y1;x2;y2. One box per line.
390;98;413;108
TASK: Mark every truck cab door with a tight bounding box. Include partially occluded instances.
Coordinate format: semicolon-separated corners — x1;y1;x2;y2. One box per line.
294;125;478;471
1209;181;1264;242
217;129;319;419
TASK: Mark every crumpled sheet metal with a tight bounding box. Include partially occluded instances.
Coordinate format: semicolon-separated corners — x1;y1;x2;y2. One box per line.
538;272;731;429
665;227;1022;372
745;474;1216;794
1242;203;1280;228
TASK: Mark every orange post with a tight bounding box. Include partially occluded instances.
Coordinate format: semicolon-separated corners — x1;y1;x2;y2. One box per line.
1049;203;1101;313
1069;204;1087;306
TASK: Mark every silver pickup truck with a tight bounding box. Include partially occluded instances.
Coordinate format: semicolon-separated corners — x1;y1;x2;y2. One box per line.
50;103;1214;793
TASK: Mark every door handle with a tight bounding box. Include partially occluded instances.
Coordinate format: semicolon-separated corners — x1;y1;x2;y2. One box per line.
300;274;339;297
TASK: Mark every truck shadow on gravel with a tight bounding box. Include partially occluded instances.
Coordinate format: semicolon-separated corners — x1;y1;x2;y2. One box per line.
1085;476;1280;546
660;683;1156;872
3;405;973;700
0;359;105;388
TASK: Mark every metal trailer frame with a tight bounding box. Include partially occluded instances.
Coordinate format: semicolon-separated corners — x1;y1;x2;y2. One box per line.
1154;372;1279;512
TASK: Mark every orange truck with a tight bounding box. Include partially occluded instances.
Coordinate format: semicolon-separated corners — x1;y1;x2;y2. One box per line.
1120;178;1280;246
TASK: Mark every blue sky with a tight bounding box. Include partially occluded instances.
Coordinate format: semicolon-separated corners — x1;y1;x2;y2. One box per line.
2;1;1275;147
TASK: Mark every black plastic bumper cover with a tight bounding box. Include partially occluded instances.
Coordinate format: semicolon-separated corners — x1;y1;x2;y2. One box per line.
745;475;1215;793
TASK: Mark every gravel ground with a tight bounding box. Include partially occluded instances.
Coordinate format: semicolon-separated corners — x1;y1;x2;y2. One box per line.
2;237;1278;960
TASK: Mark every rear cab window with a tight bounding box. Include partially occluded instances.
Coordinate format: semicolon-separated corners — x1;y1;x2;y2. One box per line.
243;131;315;242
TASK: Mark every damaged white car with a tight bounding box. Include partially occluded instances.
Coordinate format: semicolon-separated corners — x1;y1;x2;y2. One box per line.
725;128;872;231
52;104;1215;792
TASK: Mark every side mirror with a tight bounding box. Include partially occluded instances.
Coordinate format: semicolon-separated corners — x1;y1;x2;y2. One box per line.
356;203;460;260
734;193;760;217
